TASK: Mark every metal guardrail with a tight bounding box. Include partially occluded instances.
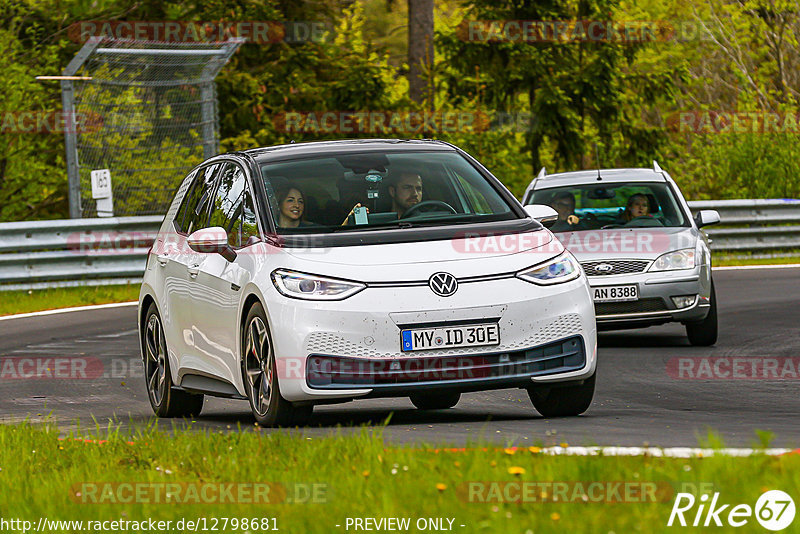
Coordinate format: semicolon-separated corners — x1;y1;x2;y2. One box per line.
0;216;161;291
688;199;800;252
0;200;797;291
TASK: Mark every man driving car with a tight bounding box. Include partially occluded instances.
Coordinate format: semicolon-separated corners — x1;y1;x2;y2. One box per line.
388;171;423;218
549;191;584;232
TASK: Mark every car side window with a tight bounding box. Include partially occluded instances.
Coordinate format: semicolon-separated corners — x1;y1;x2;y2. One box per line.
174;171;198;233
172;170;197;226
178;163;221;235
207;162;260;248
238;188;260;247
456;175;491;214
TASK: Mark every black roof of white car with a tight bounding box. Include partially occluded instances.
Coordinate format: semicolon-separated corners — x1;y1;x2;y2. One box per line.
245;139;455;162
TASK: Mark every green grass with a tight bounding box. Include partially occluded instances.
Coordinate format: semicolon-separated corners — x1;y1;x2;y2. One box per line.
715;255;800;267
1;423;799;533
0;284;140;316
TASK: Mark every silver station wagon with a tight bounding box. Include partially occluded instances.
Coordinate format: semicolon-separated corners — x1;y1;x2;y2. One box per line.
522;163;720;346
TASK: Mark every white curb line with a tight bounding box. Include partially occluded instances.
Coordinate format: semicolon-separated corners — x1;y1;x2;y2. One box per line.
0;301;138;322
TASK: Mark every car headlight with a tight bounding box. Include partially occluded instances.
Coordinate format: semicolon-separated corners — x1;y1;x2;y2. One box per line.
271;269;366;300
649;248;696;271
516;253;581;285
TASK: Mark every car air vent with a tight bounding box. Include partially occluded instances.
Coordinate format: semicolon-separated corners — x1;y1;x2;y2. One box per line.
595;298;668;316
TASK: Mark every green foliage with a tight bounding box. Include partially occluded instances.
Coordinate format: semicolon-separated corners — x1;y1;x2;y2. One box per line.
669;133;800;199
0;1;71;221
438;0;688;177
0;283;140;316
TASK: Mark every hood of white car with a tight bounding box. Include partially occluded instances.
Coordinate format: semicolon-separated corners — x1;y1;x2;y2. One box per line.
276;229;562;281
284;229;555;265
555;227;698;262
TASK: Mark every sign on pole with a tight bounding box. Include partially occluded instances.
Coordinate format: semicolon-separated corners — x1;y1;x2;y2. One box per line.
91;169;114;217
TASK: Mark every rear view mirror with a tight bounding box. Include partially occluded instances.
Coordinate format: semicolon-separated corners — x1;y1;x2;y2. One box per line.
524;204;559;228
187;227;237;262
586;187;616;200
694;210;720;228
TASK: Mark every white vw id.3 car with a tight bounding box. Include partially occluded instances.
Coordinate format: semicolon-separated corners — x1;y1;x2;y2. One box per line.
138;140;597;426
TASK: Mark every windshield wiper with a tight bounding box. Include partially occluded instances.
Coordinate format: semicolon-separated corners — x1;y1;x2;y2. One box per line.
321;221;414;232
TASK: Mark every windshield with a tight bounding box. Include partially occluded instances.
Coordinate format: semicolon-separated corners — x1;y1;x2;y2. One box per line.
529;182;689;232
259;151;517;234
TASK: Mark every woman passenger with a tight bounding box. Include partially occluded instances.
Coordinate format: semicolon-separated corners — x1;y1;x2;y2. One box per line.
275;185;314;228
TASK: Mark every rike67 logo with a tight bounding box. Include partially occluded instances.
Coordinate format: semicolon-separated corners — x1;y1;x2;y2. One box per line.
668;490;795;530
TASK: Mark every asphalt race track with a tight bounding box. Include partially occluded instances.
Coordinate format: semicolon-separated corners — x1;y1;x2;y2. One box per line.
1;267;798;448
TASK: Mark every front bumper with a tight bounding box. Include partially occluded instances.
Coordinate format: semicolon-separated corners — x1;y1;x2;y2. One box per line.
306;335;586;395
589;265;711;328
262;276;597;402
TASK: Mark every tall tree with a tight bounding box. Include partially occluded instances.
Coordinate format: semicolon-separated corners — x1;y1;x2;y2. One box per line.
439;0;683;173
408;0;434;105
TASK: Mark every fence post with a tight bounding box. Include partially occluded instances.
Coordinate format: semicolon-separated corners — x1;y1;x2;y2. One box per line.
200;82;217;159
61;37;103;219
61;80;81;219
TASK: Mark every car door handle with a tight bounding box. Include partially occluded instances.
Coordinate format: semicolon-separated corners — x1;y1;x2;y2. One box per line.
187;264;200;278
156;254;169;266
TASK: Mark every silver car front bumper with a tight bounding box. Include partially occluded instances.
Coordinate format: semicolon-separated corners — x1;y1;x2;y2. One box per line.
588;265;712;328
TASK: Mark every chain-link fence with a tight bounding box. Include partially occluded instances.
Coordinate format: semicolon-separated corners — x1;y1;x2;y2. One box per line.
61;37;243;218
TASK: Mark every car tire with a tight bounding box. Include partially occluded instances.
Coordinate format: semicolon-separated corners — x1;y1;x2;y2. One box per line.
409;392;461;410
142;303;204;418
242;302;313;427
686;279;718;347
528;373;595;418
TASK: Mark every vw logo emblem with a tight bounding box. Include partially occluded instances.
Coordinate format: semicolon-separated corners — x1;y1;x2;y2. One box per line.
594;263;614;273
429;272;458;297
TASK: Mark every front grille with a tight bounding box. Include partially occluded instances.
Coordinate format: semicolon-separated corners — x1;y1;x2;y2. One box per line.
306;336;585;389
304;313;583;359
595;298;668;316
582;260;649;276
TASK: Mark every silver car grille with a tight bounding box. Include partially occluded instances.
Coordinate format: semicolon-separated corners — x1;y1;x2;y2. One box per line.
581;260;649;276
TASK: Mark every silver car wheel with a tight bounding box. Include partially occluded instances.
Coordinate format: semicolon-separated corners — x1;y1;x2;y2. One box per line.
144;313;167;406
245;316;273;416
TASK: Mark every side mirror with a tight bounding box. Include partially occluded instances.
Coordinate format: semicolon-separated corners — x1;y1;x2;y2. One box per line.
187;227;237;262
694;210;720;228
524;204;559;228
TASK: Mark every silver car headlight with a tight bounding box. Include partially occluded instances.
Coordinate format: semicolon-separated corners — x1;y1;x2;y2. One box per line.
649;248;696;271
271;269;366;300
516;253;581;285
